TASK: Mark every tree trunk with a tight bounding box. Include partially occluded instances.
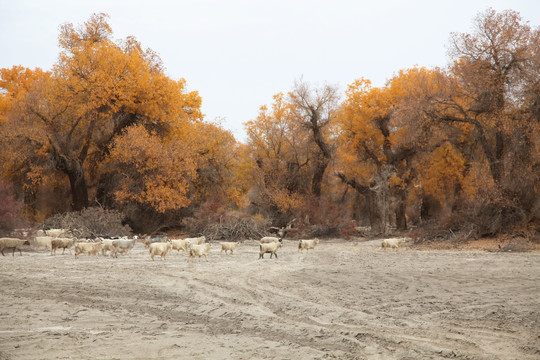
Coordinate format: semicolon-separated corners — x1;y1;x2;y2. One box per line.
311;157;329;197
336;172;385;235
367;190;384;235
50;141;89;211
67;165;89;211
395;189;408;231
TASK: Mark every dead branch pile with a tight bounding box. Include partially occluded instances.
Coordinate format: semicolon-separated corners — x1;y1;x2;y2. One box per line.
41;207;132;239
202;216;268;241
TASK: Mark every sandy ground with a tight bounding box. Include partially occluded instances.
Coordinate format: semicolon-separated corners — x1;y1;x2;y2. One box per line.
0;238;539;360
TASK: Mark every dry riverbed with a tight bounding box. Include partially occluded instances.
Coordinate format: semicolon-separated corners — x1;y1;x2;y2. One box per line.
0;238;539;359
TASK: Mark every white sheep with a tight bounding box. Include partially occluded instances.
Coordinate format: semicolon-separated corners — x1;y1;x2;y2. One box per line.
170;239;190;253
259;241;282;259
100;238;115;256
381;238;404;250
220;241;239;255
260;236;282;244
34;236;53;250
298;238;319;253
74;241;102;258
149;242;172;260
50;238;75;256
185;235;206;245
111;238;136;258
187;243;211;262
0;238;28;256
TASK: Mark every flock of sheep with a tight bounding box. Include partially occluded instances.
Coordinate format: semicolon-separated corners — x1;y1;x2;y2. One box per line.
0;229;325;260
0;229;405;260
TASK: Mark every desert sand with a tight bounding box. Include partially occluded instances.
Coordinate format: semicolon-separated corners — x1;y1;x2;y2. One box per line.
0;238;539;359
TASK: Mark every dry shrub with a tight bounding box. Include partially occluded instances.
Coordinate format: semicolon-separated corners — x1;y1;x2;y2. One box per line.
291;196;355;239
413;184;538;245
182;196;270;240
181;196;228;236
41;207;131;239
0;183;27;236
498;237;538;252
202;215;269;241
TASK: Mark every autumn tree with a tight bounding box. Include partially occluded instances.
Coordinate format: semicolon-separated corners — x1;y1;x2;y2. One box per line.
289;81;339;198
335;68;452;234
184;121;250;209
428;8;540;232
0;13;202;216
244;93;313;217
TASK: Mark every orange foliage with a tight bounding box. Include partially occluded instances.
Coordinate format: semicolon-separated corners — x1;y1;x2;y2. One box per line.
107;125;197;213
244;93;313;214
417;143;466;203
0;13;203;215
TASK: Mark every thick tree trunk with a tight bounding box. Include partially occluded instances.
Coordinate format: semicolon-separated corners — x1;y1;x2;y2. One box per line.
367;190;384;235
67;165;89;211
311;158;329;197
49;140;89;211
395;189;408;231
336;172;385;235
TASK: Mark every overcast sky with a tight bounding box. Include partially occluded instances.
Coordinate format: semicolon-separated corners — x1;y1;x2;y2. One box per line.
1;0;539;141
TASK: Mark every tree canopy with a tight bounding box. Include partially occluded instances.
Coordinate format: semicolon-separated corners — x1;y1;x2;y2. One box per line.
1;9;538;237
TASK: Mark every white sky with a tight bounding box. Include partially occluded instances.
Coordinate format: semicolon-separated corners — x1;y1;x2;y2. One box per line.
1;0;539;142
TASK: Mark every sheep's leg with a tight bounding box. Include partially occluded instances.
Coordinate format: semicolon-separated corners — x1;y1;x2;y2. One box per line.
274;252;278;259
62;247;66;255
1;249;4;256
18;248;22;256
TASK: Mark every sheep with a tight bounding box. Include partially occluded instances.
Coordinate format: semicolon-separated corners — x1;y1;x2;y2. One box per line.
50;238;75;256
298;238;319;253
259;241;282;259
220;241;239;255
149;241;172;260
74;241;102;258
187;243;211;262
0;238;29;256
111;238;137;258
381;238;404;250
100;238;115;256
34;236;54;250
184;236;206;245
170;239;190;253
260;236;282;244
